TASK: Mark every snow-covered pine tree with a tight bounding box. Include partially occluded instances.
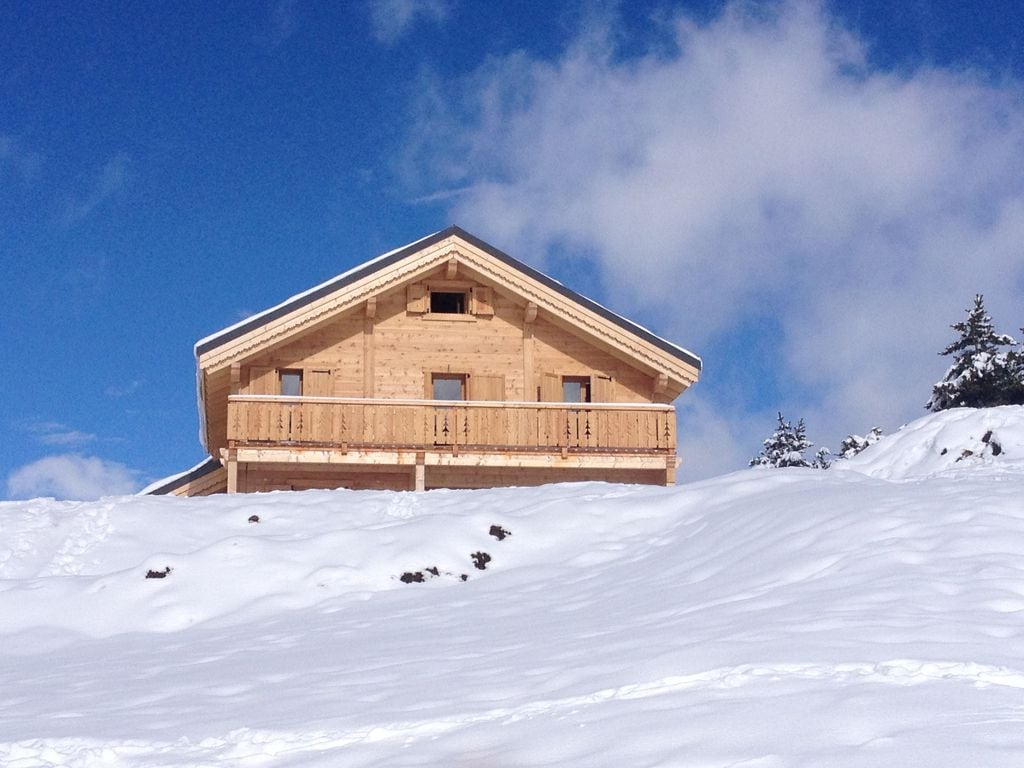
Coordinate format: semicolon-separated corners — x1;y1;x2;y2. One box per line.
750;413;817;468
926;295;1021;411
812;447;832;470
1009;328;1024;404
838;427;883;459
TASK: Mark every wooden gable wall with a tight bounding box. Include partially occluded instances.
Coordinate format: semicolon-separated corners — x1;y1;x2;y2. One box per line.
203;262;672;454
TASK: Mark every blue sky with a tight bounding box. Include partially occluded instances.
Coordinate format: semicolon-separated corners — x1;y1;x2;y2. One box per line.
3;0;1024;498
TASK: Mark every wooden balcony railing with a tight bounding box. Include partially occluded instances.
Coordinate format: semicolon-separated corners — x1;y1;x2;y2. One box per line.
227;396;676;454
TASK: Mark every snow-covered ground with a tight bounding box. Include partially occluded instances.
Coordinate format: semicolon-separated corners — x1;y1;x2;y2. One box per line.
2;406;1024;767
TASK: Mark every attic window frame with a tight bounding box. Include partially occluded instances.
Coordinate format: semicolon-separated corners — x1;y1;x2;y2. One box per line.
429;290;469;315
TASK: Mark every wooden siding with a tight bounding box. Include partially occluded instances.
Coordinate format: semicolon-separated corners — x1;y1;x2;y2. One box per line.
227;396;676;454
166;464;227;497
233;463;664;493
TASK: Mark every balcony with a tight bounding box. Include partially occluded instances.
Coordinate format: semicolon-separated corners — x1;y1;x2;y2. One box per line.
226;395;676;455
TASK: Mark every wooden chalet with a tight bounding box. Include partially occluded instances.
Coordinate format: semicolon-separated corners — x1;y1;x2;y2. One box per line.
147;227;701;495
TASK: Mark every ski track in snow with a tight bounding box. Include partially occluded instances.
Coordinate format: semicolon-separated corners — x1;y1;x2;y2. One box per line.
4;658;1024;767
0;499;113;579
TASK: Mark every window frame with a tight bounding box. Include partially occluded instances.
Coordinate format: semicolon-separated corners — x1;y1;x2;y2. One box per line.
431;373;467;401
562;375;592;404
279;369;304;397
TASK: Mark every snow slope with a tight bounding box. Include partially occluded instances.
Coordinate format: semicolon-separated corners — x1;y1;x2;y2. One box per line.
837;405;1024;480
2;407;1024;767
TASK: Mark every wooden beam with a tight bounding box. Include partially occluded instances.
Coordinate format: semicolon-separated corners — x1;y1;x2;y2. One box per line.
234;446;670;470
446;255;458;279
523;323;535;401
654;373;669;394
365;296;377;319
363;316;375;397
229;363;241;396
524;301;538;324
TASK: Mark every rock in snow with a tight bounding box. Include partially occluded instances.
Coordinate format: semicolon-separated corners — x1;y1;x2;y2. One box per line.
1;407;1023;767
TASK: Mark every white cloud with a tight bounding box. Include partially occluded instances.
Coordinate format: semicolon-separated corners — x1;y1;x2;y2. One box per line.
62;152;131;225
6;454;142;500
368;0;449;44
23;421;97;447
105;380;143;398
676;393;766;482
409;0;1024;473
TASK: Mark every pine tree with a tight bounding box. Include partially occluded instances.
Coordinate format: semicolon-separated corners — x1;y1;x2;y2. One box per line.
750;413;817;468
926;295;1020;411
1009;328;1024;404
838;427;883;459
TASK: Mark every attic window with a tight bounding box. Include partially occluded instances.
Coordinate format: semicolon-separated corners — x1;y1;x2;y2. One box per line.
430;291;467;314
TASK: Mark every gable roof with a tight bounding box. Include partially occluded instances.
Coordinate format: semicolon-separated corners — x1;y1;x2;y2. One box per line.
194;226;701;371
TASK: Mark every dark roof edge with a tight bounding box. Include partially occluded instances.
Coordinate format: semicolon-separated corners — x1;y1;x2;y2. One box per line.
142;456;222;496
194;225;701;372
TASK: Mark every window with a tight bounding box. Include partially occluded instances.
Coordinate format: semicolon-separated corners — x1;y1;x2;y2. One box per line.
430;291;467;314
432;374;466;400
280;369;303;396
562;376;591;403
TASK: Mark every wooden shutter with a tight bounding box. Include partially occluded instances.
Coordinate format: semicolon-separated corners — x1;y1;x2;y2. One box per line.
540;373;561;402
407;284;426;313
469;374;505;401
307;369;333;397
248;366;276;395
471;286;494;316
592;374;614;402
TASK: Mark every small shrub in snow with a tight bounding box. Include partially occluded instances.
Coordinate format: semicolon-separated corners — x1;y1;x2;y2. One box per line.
248;515;260;524
926;295;1024;411
398;565;469;584
145;567;172;579
750;413;830;469
982;430;1003;456
471;551;492;570
838;428;884;459
489;525;512;540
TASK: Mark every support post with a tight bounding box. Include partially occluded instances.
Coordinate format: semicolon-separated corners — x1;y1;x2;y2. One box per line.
226;446;239;494
414;452;426;492
664;455;678;486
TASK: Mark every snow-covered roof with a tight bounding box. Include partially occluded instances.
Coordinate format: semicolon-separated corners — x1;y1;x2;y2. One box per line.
140;456;222;496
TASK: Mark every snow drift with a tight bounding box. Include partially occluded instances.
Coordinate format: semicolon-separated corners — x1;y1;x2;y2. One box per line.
2;407;1023;767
